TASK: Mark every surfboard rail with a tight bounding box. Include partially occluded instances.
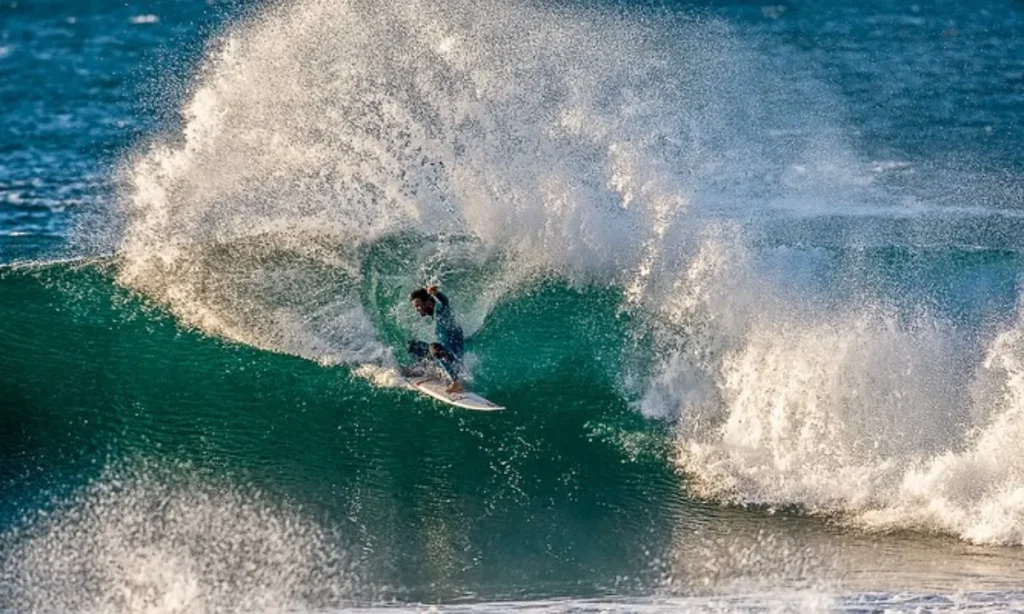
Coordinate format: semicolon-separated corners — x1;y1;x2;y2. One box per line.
404;375;505;411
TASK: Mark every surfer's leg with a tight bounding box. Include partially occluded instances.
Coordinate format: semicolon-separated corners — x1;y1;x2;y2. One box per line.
402;341;433;376
407;340;430;359
429;343;461;383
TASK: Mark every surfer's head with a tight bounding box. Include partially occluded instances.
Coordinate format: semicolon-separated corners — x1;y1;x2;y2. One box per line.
410;288;434;316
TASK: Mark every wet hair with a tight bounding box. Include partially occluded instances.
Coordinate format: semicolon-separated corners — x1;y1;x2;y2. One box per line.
409;288;431;302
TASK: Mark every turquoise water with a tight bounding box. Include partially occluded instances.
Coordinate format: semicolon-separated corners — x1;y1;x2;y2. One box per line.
3;0;1024;611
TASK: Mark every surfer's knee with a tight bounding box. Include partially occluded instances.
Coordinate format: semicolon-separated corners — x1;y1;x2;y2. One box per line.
407;340;428;357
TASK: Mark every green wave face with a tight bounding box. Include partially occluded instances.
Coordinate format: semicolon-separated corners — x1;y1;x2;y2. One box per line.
6;251;1024;609
0;260;690;604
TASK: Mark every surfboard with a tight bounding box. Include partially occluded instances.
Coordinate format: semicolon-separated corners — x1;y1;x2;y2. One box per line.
403;375;505;411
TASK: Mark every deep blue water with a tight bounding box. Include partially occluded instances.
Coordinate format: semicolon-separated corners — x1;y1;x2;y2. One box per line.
3;0;1023;256
0;0;251;259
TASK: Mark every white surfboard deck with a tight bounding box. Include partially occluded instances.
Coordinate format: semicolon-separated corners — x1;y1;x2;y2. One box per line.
403;375;505;412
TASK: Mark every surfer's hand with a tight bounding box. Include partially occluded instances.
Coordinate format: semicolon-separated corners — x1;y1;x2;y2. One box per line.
427;285;439;295
446;381;464;394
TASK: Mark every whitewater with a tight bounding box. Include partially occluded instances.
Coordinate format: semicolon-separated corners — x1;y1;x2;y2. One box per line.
111;0;1024;544
2;0;1024;611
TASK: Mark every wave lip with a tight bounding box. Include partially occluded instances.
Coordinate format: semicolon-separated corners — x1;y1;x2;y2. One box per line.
109;0;858;368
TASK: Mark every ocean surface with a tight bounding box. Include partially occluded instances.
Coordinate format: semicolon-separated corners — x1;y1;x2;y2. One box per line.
2;0;1024;611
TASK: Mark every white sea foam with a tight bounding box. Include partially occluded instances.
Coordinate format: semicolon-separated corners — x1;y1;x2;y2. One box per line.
112;0;847;367
105;0;1024;548
0;463;356;613
658;231;1024;545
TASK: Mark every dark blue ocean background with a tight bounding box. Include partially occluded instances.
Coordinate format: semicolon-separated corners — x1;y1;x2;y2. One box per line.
3;0;1022;261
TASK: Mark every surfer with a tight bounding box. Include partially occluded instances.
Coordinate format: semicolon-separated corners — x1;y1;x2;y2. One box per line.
407;286;465;393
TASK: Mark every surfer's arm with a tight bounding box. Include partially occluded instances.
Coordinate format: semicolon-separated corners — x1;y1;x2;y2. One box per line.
427;286;449;307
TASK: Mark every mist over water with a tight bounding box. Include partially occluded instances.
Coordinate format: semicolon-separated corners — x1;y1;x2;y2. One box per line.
0;463;356;612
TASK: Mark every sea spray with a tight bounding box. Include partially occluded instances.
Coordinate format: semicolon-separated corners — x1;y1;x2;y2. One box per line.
112;0;849;366
0;461;358;612
664;236;1024;544
105;0;1024;549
